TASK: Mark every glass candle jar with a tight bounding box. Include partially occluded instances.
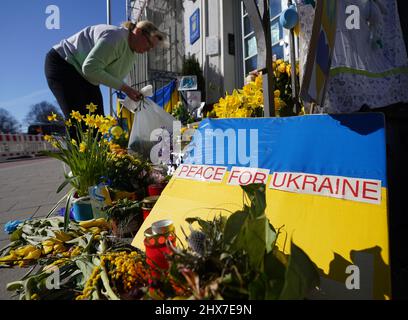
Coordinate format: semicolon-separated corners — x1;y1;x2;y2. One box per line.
144;220;176;275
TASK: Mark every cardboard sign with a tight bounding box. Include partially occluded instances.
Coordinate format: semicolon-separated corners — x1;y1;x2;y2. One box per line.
132;114;391;299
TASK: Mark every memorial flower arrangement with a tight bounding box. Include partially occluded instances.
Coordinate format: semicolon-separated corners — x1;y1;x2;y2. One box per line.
4;184;319;300
210;60;302;118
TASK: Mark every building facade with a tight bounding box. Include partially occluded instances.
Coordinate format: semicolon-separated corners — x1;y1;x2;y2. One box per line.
184;0;292;104
128;0;292;105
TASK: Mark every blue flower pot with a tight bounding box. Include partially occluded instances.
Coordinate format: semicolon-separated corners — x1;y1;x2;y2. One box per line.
72;197;93;221
280;5;299;29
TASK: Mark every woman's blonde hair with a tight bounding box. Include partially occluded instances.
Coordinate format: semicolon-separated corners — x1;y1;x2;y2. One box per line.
122;20;169;48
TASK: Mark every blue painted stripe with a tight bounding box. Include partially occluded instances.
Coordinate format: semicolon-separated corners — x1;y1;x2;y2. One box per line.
184;113;387;186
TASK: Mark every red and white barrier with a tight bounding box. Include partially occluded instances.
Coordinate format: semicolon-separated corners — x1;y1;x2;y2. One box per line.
0;134;57;162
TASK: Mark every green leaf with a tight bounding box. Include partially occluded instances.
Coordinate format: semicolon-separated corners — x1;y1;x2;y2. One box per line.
264;220;276;254
245;217;269;270
279;241;320;300
63;189;75;232
248;275;267;300
223;210;247;245
241;184;266;218
56;176;76;194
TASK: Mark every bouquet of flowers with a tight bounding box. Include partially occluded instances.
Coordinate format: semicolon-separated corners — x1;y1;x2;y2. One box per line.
210;60;302;118
43;103;117;197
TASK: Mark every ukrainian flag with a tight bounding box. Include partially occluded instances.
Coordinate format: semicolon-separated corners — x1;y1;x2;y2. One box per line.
132;113;390;299
148;80;179;113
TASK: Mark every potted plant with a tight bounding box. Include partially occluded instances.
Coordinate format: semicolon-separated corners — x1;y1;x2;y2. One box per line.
105;152;152;200
43;104;116;224
104;198;143;238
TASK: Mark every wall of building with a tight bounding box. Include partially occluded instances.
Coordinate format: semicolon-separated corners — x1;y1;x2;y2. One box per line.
183;0;243;104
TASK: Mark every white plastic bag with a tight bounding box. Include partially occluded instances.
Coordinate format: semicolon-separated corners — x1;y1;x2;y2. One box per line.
123;88;176;159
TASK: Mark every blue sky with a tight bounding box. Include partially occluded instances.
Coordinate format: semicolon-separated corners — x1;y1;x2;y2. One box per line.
0;0;126;131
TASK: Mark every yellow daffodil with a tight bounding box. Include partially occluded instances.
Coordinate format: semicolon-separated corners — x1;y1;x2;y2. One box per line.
86;103;98;113
84;114;96;127
98;123;110;135
71;139;78;146
44;135;53;142
274;89;280;98
79;142;87;153
286;64;292;76
278;63;286;74
94;115;103;129
70;110;82;122
276;59;283;65
47;112;58;122
254;75;263;89
105;116;117;127
65;119;72;127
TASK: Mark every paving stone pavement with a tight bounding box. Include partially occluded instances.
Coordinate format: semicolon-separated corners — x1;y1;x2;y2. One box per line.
0;157;67;300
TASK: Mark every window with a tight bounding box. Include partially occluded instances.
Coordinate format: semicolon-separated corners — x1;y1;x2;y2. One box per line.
245;34;257;58
241;0;284;77
269;0;282;19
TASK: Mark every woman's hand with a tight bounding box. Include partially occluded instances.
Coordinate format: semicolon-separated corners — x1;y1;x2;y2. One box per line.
120;84;143;101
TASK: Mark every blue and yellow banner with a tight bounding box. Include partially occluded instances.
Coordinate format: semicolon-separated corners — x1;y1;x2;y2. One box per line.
132;113;390;299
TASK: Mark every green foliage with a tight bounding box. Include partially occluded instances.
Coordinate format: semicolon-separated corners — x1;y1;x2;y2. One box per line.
104;198;141;222
105;153;151;195
171;101;194;125
168;183;320;300
44;123;110;198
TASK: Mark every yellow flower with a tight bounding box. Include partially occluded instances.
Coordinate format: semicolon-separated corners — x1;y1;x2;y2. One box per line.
105;116;117;127
286;64;292;76
47;112;58;122
299;107;305;115
65;119;72;127
71;139;77;146
44;135;53;142
99;123;110;135
254;93;263;106
84;114;96;127
278;63;286;74
274;98;281;110
94;115;103;129
274;89;280;98
70;110;82;122
276;59;283;65
79;142;87;153
86;103;98;113
254;75;263;89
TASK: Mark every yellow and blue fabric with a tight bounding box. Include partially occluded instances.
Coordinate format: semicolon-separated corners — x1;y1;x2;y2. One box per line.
132;113;390;299
116;99;134;133
148;80;179;113
301;0;338;105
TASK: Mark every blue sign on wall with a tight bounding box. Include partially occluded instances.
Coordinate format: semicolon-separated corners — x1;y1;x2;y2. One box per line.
190;8;200;45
